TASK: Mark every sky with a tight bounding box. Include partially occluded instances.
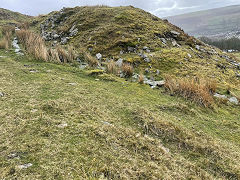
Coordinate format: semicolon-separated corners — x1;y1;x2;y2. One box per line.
1;0;240;17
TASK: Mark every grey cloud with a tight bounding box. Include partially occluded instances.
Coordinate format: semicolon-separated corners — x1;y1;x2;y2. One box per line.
1;0;240;17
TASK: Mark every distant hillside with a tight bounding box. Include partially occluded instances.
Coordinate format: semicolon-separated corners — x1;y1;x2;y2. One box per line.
0;8;31;26
166;5;240;39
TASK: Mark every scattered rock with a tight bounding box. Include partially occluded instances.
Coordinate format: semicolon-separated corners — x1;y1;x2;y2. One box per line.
195;45;200;50
156;69;160;75
8;153;20;159
214;93;227;99
144;58;151;63
170;30;180;36
57;123;68;128
229;97;239;105
0;92;4;97
187;53;192;58
18;163;32;169
68;83;77;86
116;58;123;67
96;53;102;60
60;37;69;45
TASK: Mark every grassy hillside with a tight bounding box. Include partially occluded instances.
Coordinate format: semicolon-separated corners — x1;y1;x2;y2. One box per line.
0;6;240;179
166;5;240;37
0;8;31;26
29;6;240;88
0;49;240;179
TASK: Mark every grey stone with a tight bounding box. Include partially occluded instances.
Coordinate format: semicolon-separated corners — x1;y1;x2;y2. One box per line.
156;69;160;75
171;30;180;36
18;163;32;169
195;45;200;50
127;46;135;52
60;37;69;45
187;53;192;58
96;53;102;60
143;46;148;50
116;58;123;67
160;38;167;44
53;34;59;39
68;83;77;86
144;58;151;63
229;97;239;105
57;123;68;128
214;93;227;99
0;92;4;97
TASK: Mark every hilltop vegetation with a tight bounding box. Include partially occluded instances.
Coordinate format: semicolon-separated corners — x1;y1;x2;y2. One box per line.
28;6;240;88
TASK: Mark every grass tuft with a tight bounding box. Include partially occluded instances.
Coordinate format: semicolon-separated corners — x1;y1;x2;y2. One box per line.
164;75;216;107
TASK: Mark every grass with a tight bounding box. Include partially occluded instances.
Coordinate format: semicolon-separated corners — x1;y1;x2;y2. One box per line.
164;75;217;107
0;49;240;179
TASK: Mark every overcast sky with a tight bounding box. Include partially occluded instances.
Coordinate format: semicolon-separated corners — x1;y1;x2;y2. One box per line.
1;0;240;17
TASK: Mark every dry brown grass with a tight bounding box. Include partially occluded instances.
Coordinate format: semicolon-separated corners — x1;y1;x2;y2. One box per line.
0;28;13;50
16;30;76;63
164;75;216;107
84;52;99;67
138;72;144;84
106;60;118;74
16;30;49;61
121;63;133;77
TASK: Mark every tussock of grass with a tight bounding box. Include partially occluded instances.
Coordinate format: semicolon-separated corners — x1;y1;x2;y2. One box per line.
121;63;133;77
16;29;49;61
16;29;76;63
106;60;118;74
138;72;144;84
164;75;217;107
84;52;99;67
0;26;13;49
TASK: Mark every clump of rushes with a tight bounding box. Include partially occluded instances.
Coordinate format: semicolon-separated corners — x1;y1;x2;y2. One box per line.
164;75;217;107
106;60;118;74
122;63;133;77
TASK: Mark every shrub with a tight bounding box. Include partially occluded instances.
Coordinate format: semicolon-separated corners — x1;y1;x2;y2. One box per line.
164;75;216;107
121;63;133;77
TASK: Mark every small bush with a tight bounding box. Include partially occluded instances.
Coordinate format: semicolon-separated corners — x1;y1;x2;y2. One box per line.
164;75;216;107
0;30;12;49
121;63;133;77
0;38;9;49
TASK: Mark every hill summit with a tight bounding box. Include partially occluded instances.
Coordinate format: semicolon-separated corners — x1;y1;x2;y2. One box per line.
30;6;240;86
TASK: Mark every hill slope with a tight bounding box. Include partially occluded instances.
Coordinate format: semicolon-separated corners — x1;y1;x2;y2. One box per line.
0;49;240;179
29;6;240;87
166;5;240;39
0;8;31;26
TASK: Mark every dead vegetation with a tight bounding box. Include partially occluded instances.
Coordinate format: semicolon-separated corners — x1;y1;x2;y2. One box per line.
0;26;14;49
16;29;76;63
106;60;118;74
121;63;134;77
164;75;217;107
